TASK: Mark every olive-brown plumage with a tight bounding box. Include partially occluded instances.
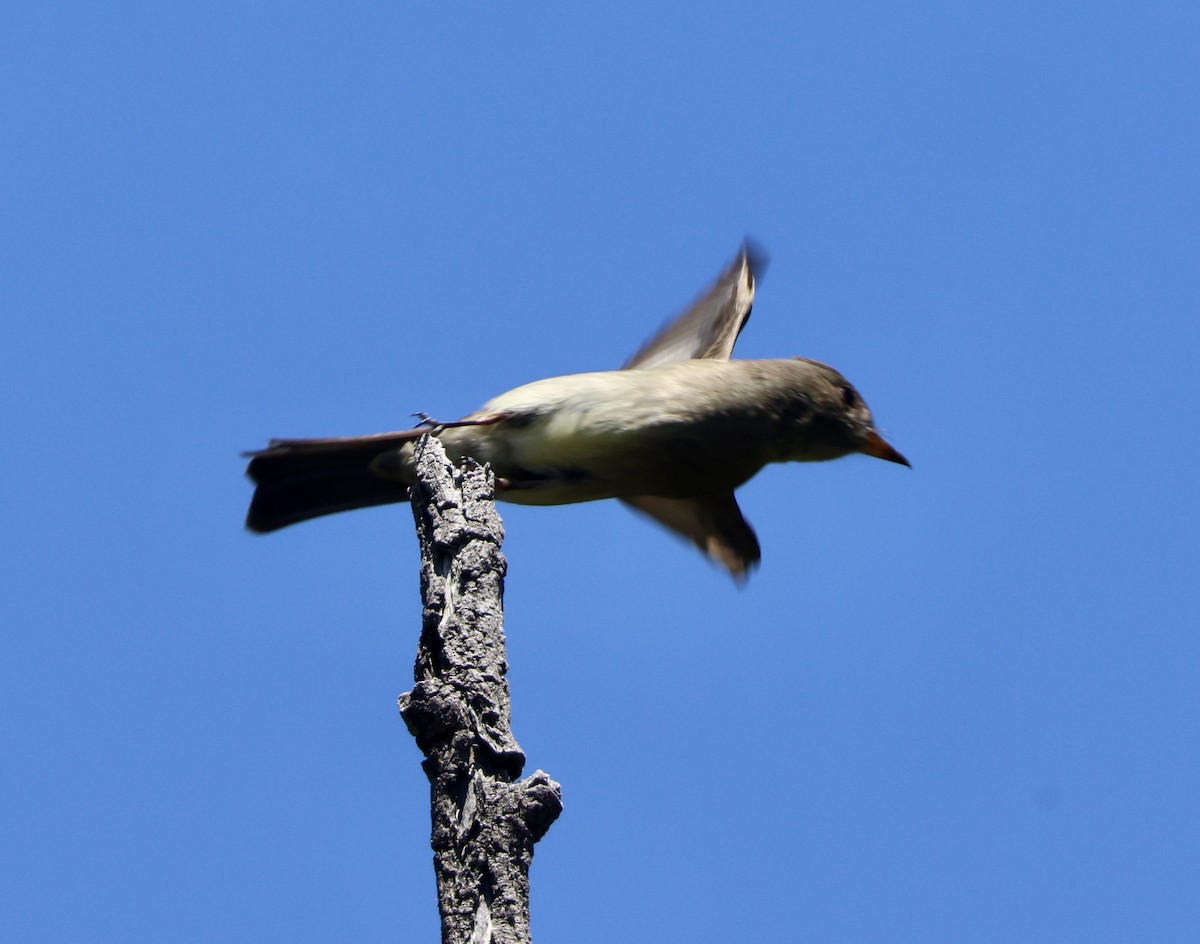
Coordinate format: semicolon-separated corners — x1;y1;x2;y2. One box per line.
245;244;908;579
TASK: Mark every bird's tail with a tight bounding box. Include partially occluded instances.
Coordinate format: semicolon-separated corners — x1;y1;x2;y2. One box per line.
244;430;427;533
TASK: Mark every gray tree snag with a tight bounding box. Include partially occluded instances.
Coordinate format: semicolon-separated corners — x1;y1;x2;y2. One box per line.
399;436;563;944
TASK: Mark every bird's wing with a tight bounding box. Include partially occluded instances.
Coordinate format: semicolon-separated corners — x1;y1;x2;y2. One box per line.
621;493;761;581
622;241;768;370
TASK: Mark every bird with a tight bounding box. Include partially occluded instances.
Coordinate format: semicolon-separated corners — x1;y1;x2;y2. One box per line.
244;243;908;579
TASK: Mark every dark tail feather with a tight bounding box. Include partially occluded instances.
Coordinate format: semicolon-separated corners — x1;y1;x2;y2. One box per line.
244;431;424;533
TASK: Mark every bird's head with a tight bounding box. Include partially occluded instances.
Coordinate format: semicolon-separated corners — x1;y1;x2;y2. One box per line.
781;357;910;467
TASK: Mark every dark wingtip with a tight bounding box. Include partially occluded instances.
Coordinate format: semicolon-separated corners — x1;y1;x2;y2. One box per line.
243;511;273;534
740;237;770;284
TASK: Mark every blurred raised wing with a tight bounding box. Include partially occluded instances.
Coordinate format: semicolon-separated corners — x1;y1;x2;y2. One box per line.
622;241;768;370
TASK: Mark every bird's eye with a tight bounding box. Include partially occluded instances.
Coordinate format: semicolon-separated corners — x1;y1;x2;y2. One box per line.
841;386;859;408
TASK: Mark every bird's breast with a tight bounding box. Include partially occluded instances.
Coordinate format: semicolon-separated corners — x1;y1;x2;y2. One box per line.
431;367;780;504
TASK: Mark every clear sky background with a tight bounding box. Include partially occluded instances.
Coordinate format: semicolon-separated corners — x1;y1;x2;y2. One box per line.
3;3;1198;942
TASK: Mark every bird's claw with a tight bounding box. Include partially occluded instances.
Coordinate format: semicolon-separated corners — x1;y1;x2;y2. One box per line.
412;411;511;431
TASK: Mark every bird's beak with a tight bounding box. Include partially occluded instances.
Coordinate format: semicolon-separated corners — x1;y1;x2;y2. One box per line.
859;430;911;467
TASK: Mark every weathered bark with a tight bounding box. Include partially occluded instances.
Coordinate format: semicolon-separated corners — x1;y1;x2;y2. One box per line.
399;436;562;944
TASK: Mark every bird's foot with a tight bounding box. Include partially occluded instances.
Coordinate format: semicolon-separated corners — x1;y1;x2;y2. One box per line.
411;411;510;431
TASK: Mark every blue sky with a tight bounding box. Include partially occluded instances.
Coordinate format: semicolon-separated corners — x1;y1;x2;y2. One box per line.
3;2;1198;941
